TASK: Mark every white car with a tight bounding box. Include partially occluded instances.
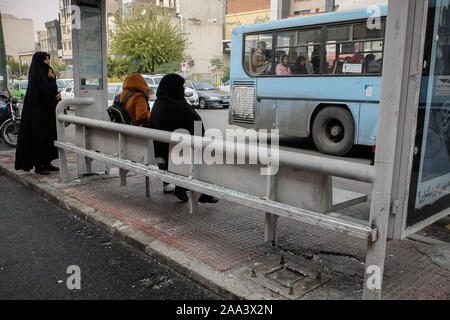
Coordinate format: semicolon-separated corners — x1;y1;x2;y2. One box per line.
107;82;195;110
221;80;230;93
108;82;123;106
60;83;74;100
142;74;164;85
185;87;199;107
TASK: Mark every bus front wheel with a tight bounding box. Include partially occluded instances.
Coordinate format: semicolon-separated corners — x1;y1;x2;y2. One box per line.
312;107;355;156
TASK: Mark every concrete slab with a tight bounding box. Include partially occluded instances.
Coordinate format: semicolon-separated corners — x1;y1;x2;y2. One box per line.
1;149;449;300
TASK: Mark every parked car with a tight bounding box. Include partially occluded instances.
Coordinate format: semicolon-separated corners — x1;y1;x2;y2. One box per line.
12;80;27;100
148;85;158;109
60;78;74;86
184;87;199;107
107;82;195;111
60;83;74;100
56;79;70;91
142;74;164;86
185;81;230;109
108;82;157;110
108;82;123;106
221;80;230;93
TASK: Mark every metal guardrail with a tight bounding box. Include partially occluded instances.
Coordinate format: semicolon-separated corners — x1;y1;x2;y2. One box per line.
55;98;376;242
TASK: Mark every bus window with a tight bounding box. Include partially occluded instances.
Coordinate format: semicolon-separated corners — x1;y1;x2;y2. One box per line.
275;28;321;76
243;33;273;76
326;21;385;75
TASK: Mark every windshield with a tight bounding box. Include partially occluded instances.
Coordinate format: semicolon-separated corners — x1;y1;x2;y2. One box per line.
56;80;67;88
149;86;157;100
20;81;28;90
193;82;216;91
108;84;119;101
153;77;163;85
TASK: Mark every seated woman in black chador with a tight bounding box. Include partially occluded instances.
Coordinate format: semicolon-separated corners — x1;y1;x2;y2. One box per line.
15;52;61;175
292;56;309;75
149;73;219;204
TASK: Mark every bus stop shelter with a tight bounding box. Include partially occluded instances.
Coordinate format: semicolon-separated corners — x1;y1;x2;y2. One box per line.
50;0;450;299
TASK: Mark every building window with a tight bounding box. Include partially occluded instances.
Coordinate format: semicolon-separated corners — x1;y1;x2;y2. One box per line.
294;10;311;16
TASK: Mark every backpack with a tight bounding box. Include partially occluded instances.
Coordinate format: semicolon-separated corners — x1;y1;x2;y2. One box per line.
107;91;137;125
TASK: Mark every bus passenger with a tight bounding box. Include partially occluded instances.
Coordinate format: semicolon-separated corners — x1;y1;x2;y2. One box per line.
275;54;292;76
363;54;376;73
292;56;308;75
252;41;271;74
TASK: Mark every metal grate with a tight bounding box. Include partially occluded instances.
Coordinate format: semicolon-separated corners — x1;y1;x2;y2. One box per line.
231;81;256;124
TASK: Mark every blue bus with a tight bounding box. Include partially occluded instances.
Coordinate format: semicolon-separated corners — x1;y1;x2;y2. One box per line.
228;6;387;156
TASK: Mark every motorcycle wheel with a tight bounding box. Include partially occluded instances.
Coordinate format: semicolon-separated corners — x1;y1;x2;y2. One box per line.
0;118;20;147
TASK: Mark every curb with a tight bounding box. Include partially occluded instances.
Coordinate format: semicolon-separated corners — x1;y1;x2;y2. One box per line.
0;161;252;300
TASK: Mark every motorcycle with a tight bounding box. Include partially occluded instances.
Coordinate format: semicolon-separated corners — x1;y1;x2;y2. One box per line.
0;94;21;147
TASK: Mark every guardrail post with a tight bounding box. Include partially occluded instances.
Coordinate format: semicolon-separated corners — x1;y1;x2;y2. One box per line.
145;139;156;198
119;133;128;186
189;144;199;214
82;125;92;174
56;102;69;183
264;162;278;245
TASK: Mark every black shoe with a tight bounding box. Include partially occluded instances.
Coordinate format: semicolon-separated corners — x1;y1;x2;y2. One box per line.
174;188;189;202
45;164;59;172
35;168;50;175
198;194;219;204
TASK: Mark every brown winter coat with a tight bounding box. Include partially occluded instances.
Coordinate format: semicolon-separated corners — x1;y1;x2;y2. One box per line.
120;74;150;127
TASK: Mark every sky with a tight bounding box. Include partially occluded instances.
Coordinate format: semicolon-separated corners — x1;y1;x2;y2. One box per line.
0;0;60;40
0;0;390;41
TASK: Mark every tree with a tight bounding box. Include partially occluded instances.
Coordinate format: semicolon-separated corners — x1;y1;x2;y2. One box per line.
108;56;134;79
222;66;230;83
109;9;187;74
50;58;66;78
210;57;224;72
154;62;181;74
7;61;20;77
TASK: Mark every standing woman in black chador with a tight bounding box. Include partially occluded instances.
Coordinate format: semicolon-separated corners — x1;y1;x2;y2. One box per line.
15;52;61;175
149;73;218;204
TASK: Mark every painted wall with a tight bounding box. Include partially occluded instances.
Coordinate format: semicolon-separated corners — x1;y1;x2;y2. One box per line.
178;0;225;74
1;14;35;62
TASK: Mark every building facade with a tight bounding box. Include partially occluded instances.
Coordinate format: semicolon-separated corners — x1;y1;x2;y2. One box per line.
1;14;35;63
37;31;49;53
335;0;387;11
59;0;73;64
45;19;62;62
225;0;271;41
290;0;327;16
177;0;226;75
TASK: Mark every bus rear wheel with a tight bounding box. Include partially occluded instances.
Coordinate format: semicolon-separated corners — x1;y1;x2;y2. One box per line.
312;107;355;156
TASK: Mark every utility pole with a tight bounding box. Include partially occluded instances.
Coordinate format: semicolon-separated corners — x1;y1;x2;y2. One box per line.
0;11;8;89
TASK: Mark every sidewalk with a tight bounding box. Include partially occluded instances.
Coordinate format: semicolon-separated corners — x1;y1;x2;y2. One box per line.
1;149;449;300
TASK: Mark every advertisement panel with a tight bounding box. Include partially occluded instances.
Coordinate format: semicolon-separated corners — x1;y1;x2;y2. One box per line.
225;10;271;41
407;0;450;226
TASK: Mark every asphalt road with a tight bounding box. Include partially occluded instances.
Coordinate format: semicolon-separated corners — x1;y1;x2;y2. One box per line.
0;172;220;300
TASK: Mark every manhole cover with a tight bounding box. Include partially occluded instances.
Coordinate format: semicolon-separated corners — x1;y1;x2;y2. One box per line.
245;255;329;300
266;266;307;288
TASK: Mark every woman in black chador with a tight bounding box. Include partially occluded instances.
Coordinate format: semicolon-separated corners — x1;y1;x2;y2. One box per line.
149;74;218;204
15;52;61;175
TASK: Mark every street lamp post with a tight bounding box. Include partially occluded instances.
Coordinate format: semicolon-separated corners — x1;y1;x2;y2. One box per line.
0;11;8;89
